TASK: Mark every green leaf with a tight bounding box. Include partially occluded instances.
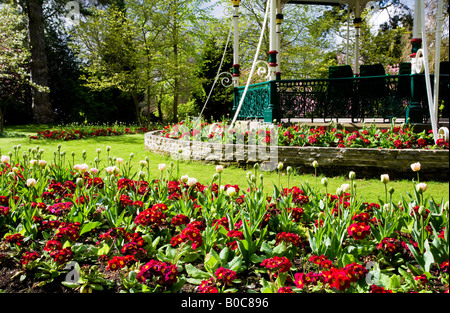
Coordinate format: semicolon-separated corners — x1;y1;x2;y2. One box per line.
387;274;401;290
227;256;243;272
273;241;287;256
184;263;210;279
340;253;356;267
204;250;220;274
80;222;102;236
219;246;230;264
97;243;111;256
61;281;80;289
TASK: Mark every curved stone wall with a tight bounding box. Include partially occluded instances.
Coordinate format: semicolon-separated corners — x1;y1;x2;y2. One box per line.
145;131;449;181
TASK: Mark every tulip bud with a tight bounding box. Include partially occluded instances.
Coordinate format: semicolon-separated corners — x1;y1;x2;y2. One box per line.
26;178;37;188
340;183;350;193
381;174;390;184
388;187;395;195
321;177;328;187
418;206;426;216
227;186;237;197
7;172;15;181
216;165;224;173
277;162;284;171
158;163;166;171
349;171;356;180
254;163;259;170
416;183;427;193
312;161;319;169
287;166;293;175
180;175;189;183
76;177;84;188
212;173;219;181
187;177;197;187
410;162;421;172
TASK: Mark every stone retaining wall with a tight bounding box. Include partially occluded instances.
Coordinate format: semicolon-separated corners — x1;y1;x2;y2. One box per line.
145;131;449;181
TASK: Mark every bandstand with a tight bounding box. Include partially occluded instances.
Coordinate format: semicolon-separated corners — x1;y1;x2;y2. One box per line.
224;0;449;141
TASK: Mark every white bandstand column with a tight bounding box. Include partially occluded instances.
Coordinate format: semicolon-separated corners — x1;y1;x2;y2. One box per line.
268;0;278;81
353;0;361;75
232;0;241;87
276;0;283;80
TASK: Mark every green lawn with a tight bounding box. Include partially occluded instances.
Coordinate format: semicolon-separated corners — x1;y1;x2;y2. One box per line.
1;125;448;205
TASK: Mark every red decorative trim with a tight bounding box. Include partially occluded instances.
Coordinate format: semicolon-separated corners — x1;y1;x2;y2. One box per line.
232;64;240;68
268;50;278;55
411;38;422;44
232;74;240;77
410;53;417;58
269;63;278;67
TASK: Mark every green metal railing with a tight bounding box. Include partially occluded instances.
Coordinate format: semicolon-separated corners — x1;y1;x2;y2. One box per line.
232;74;449;123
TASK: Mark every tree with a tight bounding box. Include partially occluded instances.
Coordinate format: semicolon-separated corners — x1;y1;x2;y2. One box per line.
71;0;210;124
0;1;33;133
20;0;54;123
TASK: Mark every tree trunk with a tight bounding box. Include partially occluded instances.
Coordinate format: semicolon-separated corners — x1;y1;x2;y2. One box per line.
157;87;164;123
26;0;54;124
173;46;179;123
131;92;143;125
172;5;179;123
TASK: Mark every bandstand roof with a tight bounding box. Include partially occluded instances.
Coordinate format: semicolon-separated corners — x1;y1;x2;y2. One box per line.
284;0;374;14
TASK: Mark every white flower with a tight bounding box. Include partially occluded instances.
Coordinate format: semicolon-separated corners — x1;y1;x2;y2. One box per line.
89;168;99;175
79;163;89;172
381;174;390;184
158;163;166;171
341;183;350;193
26;178;37;187
321;177;328;187
38;160;47;168
139;160;148;167
0;155;10;164
348;171;356;180
410;162;421;172
416;183;427;193
227;186;237;197
312;161;319;168
105;166;114;175
116;158;124;164
30;159;38;166
187;177;197;187
180;175;189;183
73;164;81;171
216;165;224;173
277;162;284;171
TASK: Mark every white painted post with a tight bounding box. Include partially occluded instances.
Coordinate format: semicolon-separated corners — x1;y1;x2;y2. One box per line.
276;0;282;80
433;0;444;125
268;0;278;81
353;0;361;75
232;0;241;87
346;5;350;65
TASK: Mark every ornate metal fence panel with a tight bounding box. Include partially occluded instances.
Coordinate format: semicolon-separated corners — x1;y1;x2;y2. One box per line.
233;81;271;119
233;74;449;122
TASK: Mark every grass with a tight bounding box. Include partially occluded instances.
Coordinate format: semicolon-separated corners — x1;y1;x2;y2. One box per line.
1;125;448;205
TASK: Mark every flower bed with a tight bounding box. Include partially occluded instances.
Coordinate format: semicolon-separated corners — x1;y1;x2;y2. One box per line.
0;146;448;293
161;120;449;150
28;124;160;141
